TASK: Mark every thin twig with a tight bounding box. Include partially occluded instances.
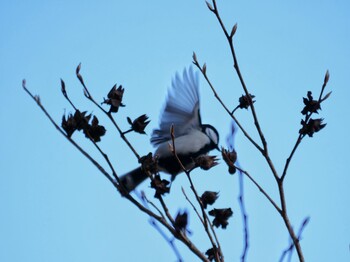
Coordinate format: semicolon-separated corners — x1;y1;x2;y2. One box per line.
137;191;184;262
122;128;133;135
206;1;308;260
279;217;310;262
279;202;304;261
235;166;281;214
170;125;223;262
281;70;330;182
23;80;165;218
181;187;205;225
23;80;211;262
75;64;141;160
318;70;329;102
158;195;176;225
207;1;281;183
60;79;77;110
83;129;128;192
60;81;124;187
280;135;304;182
150;220;184;262
22;80;116;186
209;0;268;153
139;191;166;219
276;75;330;260
192;58;263;154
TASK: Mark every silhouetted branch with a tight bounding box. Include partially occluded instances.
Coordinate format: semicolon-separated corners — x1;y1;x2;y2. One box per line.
192;56;263;154
170;125;223;262
22;80;116;186
202;1;332;261
23;1;331;261
75;63;141;160
60;79;77;110
281;70;330;182
23;79;211;262
235;166;281;214
181;187;205;225
138;191;184;262
149;219;184;262
279;217;310;262
207;0;268;153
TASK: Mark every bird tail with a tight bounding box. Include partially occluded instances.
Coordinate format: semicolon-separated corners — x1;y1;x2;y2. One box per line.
119;167;148;193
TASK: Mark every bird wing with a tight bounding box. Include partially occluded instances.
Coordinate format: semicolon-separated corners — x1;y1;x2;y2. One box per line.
150;66;202;146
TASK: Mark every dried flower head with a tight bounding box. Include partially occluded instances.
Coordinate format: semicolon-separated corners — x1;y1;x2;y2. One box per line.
62;110;105;142
195;155;219;170
61;110;91;137
209;208;233;229
200;191;219;209
62;113;76;138
127;114;150;134
174;210;188;233
139;152;158;175
150;175;170;198
299;118;326;137
221;147;237;174
84;115;106;142
74;111;92;131
205;247;222;262
301;91;320;115
103;84;125;113
238;94;255;109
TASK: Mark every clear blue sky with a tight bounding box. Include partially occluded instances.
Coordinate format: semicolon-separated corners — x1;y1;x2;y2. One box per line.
1;0;349;261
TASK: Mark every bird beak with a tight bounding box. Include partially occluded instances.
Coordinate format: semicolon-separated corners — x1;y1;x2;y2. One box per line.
215;145;220;151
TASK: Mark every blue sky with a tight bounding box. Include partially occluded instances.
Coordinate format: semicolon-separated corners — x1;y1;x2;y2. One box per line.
1;0;349;261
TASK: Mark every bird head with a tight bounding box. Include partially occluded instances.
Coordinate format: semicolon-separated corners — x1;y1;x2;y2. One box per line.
202;124;220;151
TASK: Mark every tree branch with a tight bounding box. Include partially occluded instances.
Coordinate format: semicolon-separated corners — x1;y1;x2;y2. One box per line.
209;0;268;152
76;64;141;160
170;125;223;262
192;57;263;154
23;80;211;262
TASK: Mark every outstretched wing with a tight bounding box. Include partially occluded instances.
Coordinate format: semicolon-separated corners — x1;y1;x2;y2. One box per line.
150;67;202;146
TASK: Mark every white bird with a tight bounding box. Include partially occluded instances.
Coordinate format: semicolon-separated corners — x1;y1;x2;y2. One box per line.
120;67;219;192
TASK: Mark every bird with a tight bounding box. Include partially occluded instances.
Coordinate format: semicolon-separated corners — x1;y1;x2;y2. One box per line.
120;66;219;192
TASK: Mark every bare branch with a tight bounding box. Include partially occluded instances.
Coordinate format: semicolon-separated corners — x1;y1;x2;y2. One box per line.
192;58;264;154
182;187;205;225
23;80;116;186
235;166;281;214
60;79;77;110
281;135;304;182
139;191;166;219
209;0;268;152
170;125;223;262
137;191;184;262
281;71;331;182
318;70;330;102
23;80;211;262
75;64;141;160
279;217;310;262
